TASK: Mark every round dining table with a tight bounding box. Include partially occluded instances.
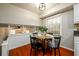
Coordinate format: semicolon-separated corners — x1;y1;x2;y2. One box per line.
33;34;54;54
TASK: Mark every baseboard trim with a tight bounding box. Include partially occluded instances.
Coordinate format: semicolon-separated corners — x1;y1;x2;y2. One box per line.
60;45;74;52
9;43;30;50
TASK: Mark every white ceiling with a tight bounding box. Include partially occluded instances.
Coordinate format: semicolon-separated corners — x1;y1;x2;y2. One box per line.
11;3;58;14
11;3;74;18
11;3;39;14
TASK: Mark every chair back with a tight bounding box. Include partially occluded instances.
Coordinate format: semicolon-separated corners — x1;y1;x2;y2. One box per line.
32;33;38;36
30;35;37;47
47;33;53;35
54;36;61;48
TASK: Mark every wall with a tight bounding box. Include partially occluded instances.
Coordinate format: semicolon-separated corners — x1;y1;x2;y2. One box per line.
0;4;42;26
43;10;74;50
61;10;74;51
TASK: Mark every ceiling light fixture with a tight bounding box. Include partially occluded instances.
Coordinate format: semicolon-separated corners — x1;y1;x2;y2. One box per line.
39;3;46;11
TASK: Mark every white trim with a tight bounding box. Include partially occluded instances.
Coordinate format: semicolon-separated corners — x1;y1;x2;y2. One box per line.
60;45;74;52
8;43;30;50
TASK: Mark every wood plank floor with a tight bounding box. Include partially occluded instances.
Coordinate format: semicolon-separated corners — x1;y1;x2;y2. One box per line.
9;44;74;56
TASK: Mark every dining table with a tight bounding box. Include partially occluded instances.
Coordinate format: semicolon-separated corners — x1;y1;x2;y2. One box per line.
33;34;54;54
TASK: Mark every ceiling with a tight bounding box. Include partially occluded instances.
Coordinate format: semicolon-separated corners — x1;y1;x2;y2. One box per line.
11;3;58;14
11;3;74;19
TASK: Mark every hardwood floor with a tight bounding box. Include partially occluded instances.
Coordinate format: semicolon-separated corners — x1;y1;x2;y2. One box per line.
9;44;74;56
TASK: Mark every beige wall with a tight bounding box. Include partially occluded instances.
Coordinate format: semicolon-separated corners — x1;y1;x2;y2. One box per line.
0;4;42;26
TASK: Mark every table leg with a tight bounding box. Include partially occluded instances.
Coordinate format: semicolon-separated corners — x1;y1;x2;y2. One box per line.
44;39;46;55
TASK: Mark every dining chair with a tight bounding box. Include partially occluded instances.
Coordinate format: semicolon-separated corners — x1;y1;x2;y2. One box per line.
30;35;44;56
48;36;61;56
32;32;38;36
47;33;53;35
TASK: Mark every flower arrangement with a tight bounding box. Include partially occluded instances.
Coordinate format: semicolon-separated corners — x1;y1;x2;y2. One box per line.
38;26;48;33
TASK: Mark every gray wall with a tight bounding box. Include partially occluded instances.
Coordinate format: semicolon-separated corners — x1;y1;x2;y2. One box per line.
61;10;74;50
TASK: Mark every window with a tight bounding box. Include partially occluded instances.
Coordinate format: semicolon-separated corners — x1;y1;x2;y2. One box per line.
46;15;61;35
